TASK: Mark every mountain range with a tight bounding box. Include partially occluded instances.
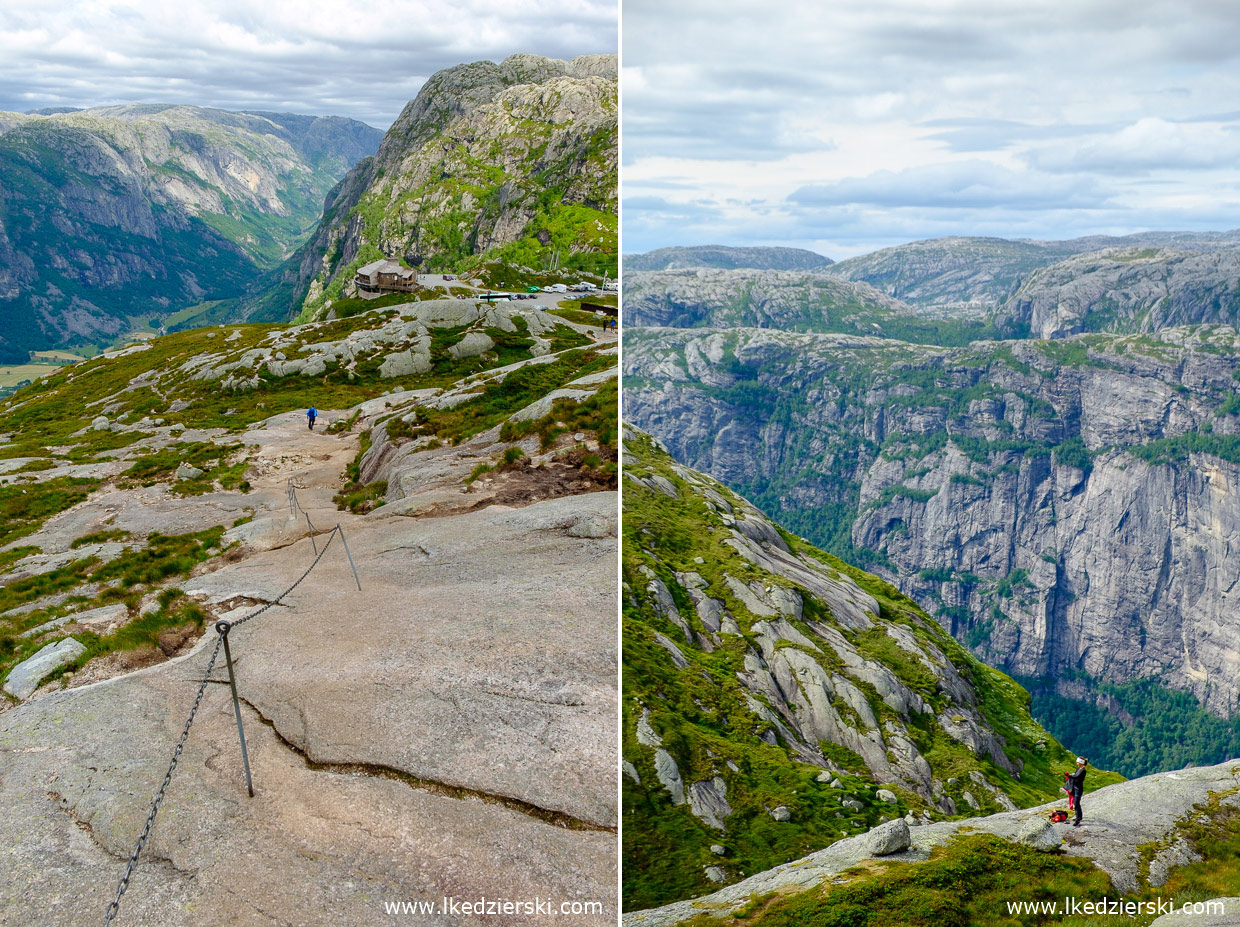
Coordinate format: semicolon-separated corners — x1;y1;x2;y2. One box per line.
275;53;618;323
0;104;382;359
623;234;1240;780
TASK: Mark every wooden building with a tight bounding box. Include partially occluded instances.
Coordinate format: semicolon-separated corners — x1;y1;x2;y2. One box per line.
355;259;419;296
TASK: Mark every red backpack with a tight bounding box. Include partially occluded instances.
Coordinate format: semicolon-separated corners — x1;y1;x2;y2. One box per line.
1049;809;1069;823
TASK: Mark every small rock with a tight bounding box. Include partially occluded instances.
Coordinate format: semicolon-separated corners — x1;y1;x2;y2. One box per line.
704;866;726;884
962;790;980;810
92;415;109;431
622;761;640;784
1016;817;1062;852
816;771;832;783
4;638;86;699
568;514;612;538
770;806;791;822
830;778;843;789
905;813;919;827
876;788;898;803
176;463;204;481
867;818;911;856
843;798;865;812
71;603;128;631
710;845;725;856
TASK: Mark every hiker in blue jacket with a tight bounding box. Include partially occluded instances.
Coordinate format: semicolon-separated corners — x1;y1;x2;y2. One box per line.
307;407;318;431
1067;757;1088;826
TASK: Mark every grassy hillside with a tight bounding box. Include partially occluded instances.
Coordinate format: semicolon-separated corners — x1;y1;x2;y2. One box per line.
622;430;1120;910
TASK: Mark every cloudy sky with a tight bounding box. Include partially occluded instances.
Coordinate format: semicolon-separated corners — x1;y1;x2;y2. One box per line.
0;0;616;129
623;0;1240;257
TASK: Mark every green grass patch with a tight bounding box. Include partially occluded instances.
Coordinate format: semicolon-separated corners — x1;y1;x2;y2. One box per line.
411;349;614;445
548;307;608;326
70;529;132;548
706;834;1113;927
334;479;387;514
0;477;99;547
89;527;225;588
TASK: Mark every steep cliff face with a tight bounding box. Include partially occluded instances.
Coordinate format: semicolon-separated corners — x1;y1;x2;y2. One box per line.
0;105;381;357
623;428;1085;909
624;325;1240;717
289;54;618;320
999;246;1240;339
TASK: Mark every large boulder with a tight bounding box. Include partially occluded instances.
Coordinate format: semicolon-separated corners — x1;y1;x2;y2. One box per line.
379;349;431;378
866;818;910;856
3;638;86;699
449;332;495;358
1016;817;1062;852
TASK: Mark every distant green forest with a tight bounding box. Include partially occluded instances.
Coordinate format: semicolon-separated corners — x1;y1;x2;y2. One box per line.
1024;673;1240;779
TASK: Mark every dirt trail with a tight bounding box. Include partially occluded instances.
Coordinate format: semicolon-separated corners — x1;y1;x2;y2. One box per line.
0;404;618;926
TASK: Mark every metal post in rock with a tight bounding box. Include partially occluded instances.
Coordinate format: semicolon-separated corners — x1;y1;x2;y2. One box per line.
337;524;362;591
214;621;254;798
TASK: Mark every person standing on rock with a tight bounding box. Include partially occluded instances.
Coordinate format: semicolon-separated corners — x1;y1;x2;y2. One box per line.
307;407;318;431
1067;757;1088;826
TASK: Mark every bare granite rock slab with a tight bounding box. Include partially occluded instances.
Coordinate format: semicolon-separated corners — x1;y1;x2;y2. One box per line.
1149;897;1239;926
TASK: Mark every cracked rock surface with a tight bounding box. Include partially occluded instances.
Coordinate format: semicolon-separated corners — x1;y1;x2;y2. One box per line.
0;409;617;926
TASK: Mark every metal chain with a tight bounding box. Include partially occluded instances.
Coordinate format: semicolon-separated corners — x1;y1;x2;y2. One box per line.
228;527;337;628
288;479;325;537
103;636;223;925
103;520;340;924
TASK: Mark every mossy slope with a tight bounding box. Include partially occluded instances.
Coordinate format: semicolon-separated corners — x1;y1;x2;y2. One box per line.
622;428;1113;910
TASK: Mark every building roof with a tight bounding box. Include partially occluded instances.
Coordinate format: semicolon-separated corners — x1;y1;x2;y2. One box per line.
356;259;415;279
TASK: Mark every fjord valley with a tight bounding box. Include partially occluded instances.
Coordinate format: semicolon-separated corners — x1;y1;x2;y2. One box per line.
622;431;1240;927
0;52;618;368
623;234;1240;918
0;104;382;361
0;54;619;927
623;428;1121;912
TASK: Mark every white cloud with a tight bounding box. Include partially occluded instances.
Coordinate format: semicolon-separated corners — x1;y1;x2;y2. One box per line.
623;0;1240;254
1025;118;1240;173
0;0;617;127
